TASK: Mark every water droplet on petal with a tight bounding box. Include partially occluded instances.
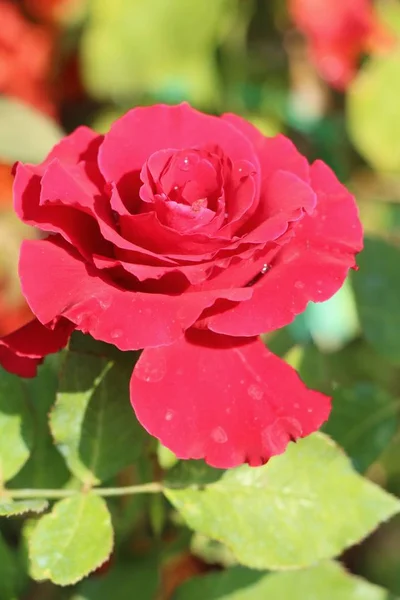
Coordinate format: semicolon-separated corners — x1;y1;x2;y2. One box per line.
165;409;174;421
248;384;264;400
294;280;305;289
111;329;123;339
179;156;191;171
212;426;228;444
261;264;269;274
98;297;111;310
134;353;167;383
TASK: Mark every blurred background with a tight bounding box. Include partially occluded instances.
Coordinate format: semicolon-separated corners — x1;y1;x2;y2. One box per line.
0;0;400;598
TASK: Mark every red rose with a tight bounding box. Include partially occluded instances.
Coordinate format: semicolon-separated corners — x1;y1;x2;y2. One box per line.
289;0;392;89
0;0;56;115
1;104;362;467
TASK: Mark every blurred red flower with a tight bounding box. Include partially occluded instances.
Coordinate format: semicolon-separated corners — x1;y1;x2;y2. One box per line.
0;163;33;337
0;0;56;115
25;0;81;23
289;0;393;89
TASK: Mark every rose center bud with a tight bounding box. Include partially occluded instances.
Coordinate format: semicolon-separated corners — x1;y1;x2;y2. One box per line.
140;148;224;233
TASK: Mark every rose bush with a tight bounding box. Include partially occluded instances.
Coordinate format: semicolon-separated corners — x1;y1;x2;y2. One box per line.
289;0;392;89
0;103;362;467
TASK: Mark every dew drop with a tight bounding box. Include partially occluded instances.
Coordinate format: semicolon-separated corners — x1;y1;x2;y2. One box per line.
212;426;228;444
248;384;264;401
98;298;111;310
294;280;305;289
111;329;123;339
134;352;167;383
179;156;191;171
261;263;269;274
165;409;174;421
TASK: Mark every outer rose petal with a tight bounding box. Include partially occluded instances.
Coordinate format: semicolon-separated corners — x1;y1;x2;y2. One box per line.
45;126;103;169
207;160;363;337
13;163;109;259
19;239;253;351
130;331;330;468
0;318;74;377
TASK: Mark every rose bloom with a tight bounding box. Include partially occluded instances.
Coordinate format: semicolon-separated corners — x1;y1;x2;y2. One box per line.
289;0;392;89
0;0;55;115
0;104;362;467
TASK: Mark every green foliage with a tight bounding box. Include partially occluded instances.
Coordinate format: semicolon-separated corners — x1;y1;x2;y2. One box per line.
10;360;70;489
0;370;33;483
352;237;400;363
0;98;63;164
0;500;48;517
347;49;400;172
81;0;237;106
29;494;113;586
165;434;400;569
173;561;394;600
0;532;18;600
324;384;399;473
165;459;224;487
72;559;159;600
50;351;145;485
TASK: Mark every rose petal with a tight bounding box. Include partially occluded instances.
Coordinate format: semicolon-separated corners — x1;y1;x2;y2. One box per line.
14;163;109;259
130;331;330;468
99;103;261;199
19;239;253;351
40;159;101;212
207;160;363;336
45;126;102;166
93;184;179;267
222;116;310;182
45;126;105;190
0;318;74;378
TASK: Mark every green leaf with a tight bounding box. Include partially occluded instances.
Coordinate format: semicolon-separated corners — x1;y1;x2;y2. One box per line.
352;237;400;363
0;369;34;483
71;559;159;600
29;493;113;586
173;561;393;600
173;566;261;600
0;499;48;517
303;280;360;352
165;460;223;488
0;98;63;164
297;339;397;396
81;0;237;106
191;533;237;567
0;532;18;600
69;331;139;365
9;360;70;489
347;49;400;172
50;352;145;485
323;383;399;473
165;433;400;569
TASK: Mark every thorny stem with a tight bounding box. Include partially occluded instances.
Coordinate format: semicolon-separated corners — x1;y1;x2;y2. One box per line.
1;482;164;500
